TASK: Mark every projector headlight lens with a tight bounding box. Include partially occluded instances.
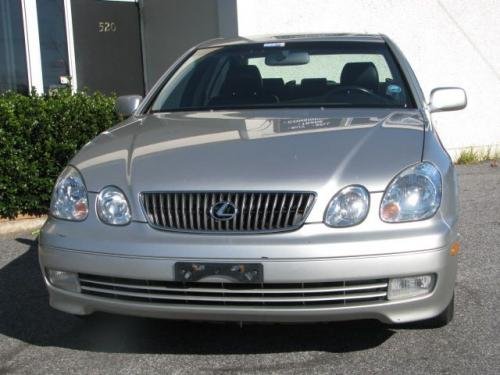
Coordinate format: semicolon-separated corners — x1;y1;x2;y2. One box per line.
96;186;131;225
325;185;370;227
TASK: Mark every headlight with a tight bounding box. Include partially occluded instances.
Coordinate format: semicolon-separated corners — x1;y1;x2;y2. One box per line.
380;162;442;222
96;186;131;225
50;166;88;221
324;185;370;227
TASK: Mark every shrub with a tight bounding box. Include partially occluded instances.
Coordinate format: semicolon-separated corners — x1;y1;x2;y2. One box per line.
0;89;119;219
455;147;498;165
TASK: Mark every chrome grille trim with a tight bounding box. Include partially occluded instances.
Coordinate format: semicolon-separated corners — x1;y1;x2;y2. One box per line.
79;274;388;307
141;191;316;233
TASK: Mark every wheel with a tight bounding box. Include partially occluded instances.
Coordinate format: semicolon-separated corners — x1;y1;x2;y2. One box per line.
420;294;455;328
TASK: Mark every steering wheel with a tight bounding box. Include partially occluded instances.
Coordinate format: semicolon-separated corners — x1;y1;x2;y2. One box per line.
324;85;380;100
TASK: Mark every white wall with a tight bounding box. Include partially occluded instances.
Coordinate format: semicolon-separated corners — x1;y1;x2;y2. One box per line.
237;0;500;158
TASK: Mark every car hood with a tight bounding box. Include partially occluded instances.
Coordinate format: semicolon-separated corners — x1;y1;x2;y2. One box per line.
72;108;424;221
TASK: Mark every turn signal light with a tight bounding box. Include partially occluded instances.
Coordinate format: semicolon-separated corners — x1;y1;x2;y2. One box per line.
381;202;400;221
450;241;460;256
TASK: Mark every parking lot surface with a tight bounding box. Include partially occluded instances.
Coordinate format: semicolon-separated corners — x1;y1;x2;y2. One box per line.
0;163;498;374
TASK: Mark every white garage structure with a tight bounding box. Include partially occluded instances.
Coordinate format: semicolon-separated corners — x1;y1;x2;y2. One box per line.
236;0;500;158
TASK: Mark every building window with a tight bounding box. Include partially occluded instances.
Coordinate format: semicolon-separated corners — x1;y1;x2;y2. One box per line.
36;0;70;91
0;0;29;94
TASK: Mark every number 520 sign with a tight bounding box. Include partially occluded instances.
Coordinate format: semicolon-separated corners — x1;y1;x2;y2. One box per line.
98;21;117;32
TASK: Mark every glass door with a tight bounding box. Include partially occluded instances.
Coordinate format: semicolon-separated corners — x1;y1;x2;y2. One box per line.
36;0;70;91
0;0;30;94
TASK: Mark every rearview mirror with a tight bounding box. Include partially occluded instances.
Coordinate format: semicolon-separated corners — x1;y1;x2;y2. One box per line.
265;51;310;66
429;87;467;113
115;95;142;117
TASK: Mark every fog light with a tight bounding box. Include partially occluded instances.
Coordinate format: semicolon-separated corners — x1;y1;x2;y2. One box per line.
387;275;435;300
47;269;80;292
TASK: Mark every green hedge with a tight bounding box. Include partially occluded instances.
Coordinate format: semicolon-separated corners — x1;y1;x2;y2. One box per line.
0;89;119;219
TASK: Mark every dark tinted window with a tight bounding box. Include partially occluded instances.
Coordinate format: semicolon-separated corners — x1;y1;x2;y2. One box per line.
37;0;70;91
151;42;415;112
0;0;29;94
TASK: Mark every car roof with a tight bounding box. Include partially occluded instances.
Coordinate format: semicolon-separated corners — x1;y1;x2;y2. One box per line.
198;33;386;48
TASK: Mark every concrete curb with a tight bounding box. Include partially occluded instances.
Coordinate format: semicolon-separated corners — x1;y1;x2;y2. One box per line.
0;216;47;235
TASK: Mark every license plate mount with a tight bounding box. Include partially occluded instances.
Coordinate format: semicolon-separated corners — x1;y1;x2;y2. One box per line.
174;262;263;283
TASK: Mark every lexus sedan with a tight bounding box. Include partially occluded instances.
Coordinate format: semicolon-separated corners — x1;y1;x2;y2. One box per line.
39;34;466;326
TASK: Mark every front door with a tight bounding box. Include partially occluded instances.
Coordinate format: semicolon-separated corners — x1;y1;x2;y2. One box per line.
71;0;144;95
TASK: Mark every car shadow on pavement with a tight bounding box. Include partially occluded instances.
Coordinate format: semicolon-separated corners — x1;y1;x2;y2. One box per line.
0;238;395;354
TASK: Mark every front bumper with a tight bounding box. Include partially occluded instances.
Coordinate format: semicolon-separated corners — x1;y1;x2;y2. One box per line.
39;234;457;324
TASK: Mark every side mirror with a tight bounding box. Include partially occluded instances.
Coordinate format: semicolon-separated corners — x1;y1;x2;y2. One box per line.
115;95;142;117
429;87;467;113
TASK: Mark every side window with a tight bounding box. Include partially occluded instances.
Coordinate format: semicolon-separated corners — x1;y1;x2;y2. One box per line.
206;60;231;100
154;64;196;110
153;56;232;111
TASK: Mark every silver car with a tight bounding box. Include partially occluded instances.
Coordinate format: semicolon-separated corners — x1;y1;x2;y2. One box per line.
39;34;466;326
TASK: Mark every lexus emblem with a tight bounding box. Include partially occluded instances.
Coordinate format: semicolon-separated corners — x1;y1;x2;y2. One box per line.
210;201;237;221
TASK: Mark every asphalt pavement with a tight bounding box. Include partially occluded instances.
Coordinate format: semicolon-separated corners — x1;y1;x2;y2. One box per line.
0;162;498;374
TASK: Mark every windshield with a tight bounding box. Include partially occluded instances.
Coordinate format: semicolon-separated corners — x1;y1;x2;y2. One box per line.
150;42;415;112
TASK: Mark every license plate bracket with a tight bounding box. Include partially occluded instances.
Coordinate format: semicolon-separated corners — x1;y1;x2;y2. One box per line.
174;262;263;283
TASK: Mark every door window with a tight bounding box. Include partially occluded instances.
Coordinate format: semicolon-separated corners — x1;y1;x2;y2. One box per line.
0;0;29;94
36;0;70;91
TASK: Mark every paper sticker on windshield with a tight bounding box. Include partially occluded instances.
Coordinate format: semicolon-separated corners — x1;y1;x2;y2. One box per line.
386;84;402;95
264;42;285;48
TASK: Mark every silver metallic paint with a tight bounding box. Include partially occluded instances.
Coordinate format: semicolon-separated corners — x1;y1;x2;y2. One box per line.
429;87;467;113
38;34;462;323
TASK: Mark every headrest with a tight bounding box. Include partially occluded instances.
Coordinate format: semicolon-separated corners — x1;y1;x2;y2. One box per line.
340;62;379;91
263;78;285;91
301;78;327;90
224;65;263;96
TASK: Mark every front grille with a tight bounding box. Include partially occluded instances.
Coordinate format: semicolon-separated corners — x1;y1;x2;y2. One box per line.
79;273;388;307
141;191;315;233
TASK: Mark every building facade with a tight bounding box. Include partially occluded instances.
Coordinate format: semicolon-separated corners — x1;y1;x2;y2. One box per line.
1;0;498;156
1;0;237;95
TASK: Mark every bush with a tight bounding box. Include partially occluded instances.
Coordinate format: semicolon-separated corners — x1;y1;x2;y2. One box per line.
455;147;498;165
0;89;119;219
